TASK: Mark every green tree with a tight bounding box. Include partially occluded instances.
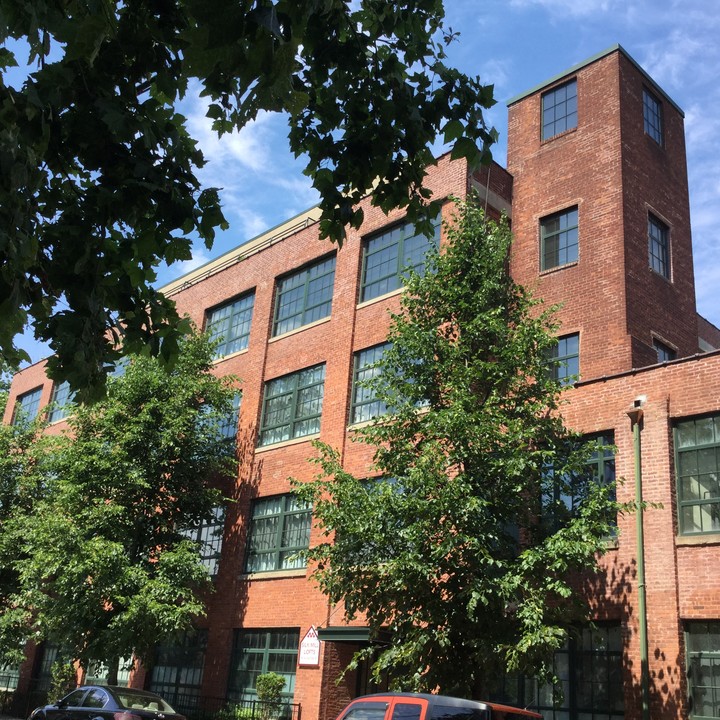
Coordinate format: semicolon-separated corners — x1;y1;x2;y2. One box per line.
0;0;496;397
0;415;56;665
0;331;238;673
295;199;620;698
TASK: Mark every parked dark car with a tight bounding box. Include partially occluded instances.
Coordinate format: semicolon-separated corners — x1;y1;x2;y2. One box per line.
28;685;187;720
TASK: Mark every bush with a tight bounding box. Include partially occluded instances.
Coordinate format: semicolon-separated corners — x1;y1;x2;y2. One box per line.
255;673;286;720
214;705;256;720
48;661;76;701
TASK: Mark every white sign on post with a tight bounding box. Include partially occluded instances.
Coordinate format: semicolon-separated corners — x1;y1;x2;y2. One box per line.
298;625;321;667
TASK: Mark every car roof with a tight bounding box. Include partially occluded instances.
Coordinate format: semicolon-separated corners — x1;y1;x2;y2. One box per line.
350;693;489;709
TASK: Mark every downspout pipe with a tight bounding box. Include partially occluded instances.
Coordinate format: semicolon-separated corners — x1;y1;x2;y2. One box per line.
627;399;650;720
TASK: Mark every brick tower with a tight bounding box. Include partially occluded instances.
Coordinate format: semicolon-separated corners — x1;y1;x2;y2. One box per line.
507;45;698;379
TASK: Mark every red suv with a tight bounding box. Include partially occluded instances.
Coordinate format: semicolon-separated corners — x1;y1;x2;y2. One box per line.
335;692;541;720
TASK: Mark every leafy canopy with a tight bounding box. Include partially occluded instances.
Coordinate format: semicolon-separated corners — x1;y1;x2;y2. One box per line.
295;199;621;698
0;331;238;668
0;0;496;397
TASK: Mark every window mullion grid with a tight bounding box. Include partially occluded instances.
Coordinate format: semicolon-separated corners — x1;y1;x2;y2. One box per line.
273;282;289;335
300;271;311;327
396;234;405;278
676;429;720;535
274;497;287;571
262;383;293;443
292;370;322;437
289;374;302;439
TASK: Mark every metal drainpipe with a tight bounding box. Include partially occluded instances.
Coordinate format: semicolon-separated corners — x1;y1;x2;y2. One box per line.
627;400;650;720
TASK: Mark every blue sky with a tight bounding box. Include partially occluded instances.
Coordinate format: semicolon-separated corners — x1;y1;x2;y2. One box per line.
15;0;720;362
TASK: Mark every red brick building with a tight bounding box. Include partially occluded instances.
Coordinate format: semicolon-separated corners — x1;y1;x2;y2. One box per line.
5;45;720;720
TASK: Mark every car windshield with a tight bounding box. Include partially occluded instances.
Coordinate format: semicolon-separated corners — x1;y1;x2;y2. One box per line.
115;691;176;714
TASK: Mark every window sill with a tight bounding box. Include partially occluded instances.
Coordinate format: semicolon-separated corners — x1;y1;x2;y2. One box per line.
539;261;578;277
676;532;720;546
212;347;249;365
242;568;308;581
648;266;672;283
256;433;320;453
269;316;331;342
540;126;577;145
356;287;403;310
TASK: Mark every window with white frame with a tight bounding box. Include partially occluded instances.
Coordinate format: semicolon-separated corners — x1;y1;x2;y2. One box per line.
259;364;325;446
206;292;255;359
245;494;311;573
273;256;336;336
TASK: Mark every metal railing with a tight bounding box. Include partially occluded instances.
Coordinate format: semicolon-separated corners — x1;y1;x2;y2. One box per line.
169;693;301;720
0;687;301;720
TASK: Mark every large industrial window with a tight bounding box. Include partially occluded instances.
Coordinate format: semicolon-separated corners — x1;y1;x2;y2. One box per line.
206;292;255;359
541;79;578;140
11;386;43;425
497;624;624;719
259;364;325;446
648;214;670;278
273;255;336;336
182;506;226;577
219;393;242;444
351;343;391;425
228;629;299;701
245;494;311;573
675;414;720;536
0;662;19;691
47;381;75;423
543;433;616;533
687;622;720;719
539;624;624;718
360;216;440;303
149;630;207;708
546;333;580;385
643;88;663;145
541;207;579;270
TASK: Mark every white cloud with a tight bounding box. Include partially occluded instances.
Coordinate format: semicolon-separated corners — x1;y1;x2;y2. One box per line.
507;0;620;18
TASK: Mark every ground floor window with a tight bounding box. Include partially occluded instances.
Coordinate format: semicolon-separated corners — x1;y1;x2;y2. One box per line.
83;657;132;686
227;629;299;700
0;662;19;691
687;621;720;719
33;643;61;692
149;630;207;708
497;624;624;719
